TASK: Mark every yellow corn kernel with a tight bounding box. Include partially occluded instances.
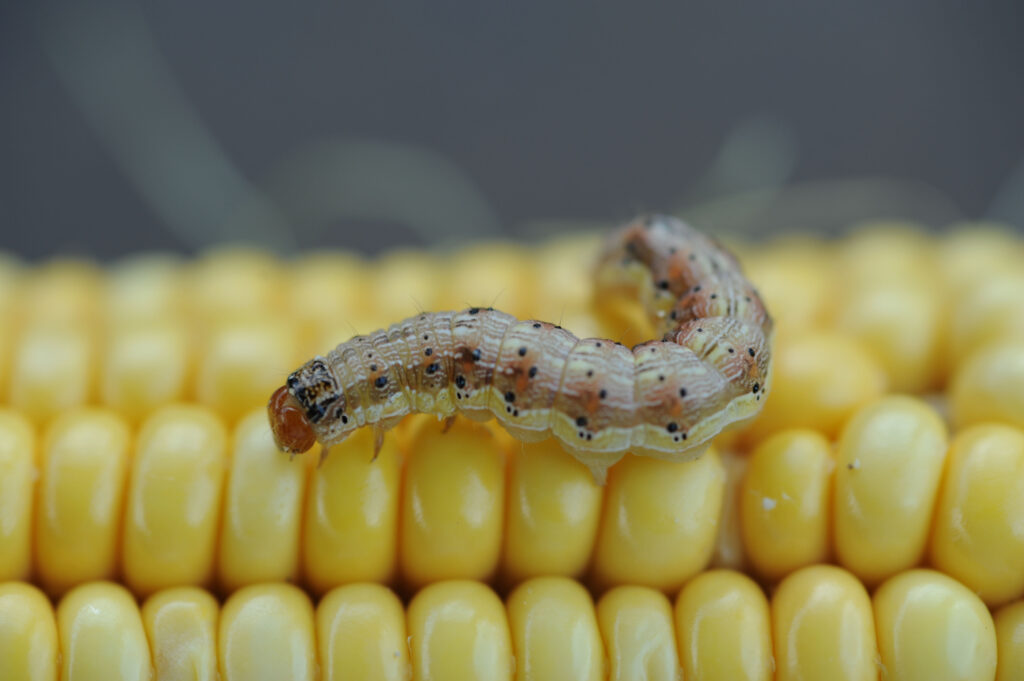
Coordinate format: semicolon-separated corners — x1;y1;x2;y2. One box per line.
740;330;887;445
188;248;285;324
303;428;401;594
873;569;997;681
531;232;603;322
101;320;190;422
939;222;1024;293
0;410;35;582
835;221;937;285
834;395;948;585
742;239;838;332
141;587;219;681
35;408;131;595
436;244;538;319
286;251;371;358
316;583;410;681
949;270;1024;367
218;583;317;681
673;570;772;681
0;582;58;681
407;580;513;681
400;417;508;589
122;405;228;596
57;582;152;681
7;323;95;423
105;254;186;324
372;250;447;321
502;437;602;583
592;450;725;593
740;429;833;581
218;409;308;591
507;576;605;681
770;565;877;681
929;424;1024;607
994;600;1024;681
835;276;943;392
194;318;297;423
951;342;1024;431
596;586;680;681
20;258;103;327
710;448;746;570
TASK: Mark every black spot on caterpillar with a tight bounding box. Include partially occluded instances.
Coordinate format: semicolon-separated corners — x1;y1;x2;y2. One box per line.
269;215;773;483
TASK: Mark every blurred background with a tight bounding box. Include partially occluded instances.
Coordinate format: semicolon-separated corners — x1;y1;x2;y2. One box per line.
2;0;1023;258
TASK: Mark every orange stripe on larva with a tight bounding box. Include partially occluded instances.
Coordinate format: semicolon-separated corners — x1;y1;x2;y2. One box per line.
268;215;773;483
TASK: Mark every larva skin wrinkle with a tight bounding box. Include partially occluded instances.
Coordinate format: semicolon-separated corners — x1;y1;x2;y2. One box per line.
269;215;773;483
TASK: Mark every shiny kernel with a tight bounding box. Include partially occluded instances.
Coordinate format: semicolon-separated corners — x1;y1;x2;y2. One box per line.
506;576;605;681
939;223;1024;294
834;396;948;585
0;409;35;581
502;437;602;583
195;318;297;423
740;429;833;580
770;565;877;681
835;277;943;392
873;569;997;681
218;584;317;681
100;321;190;422
8;323;94;423
57;582;152;681
218;408;308;591
743;240;838;332
437;244;538;319
188;248;285;323
141;587;219;681
105;254;186;324
710;448;747;570
929;424;1024;606
407;580;513;681
317;583;410;681
741;330;887;445
592;450;725;593
949;270;1024;367
303;427;401;594
673;570;772;681
994;600;1024;681
35;408;131;595
21;258;103;327
0;583;58;681
596;586;680;681
951;342;1024;431
400;417;508;589
122;405;228;596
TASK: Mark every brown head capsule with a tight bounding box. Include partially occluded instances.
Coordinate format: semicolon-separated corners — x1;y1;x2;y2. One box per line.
268;385;316;454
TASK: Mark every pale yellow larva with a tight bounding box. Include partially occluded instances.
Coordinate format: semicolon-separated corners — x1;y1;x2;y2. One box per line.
269;215;772;482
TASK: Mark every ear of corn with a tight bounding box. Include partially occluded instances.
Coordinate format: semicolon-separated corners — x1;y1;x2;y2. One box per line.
0;223;1023;677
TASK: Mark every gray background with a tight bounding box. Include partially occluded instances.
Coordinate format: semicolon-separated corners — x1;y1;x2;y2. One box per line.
2;0;1023;258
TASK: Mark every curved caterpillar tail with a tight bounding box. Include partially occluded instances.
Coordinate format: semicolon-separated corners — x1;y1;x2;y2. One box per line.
268;215;773;483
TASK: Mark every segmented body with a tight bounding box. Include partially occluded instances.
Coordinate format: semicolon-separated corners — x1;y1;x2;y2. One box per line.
270;215;772;482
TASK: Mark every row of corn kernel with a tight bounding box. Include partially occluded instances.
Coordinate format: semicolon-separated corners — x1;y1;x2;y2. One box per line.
742;222;1024;391
3;391;1022;605
735;396;1024;607
2;224;1021;430
0;236;599;426
2;566;1020;681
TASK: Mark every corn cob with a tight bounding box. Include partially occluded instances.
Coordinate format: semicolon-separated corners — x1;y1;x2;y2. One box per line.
1;221;1023;677
1;567;1016;681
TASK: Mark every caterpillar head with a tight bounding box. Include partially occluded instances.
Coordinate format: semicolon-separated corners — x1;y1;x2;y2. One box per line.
268;385;316;454
268;357;346;454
